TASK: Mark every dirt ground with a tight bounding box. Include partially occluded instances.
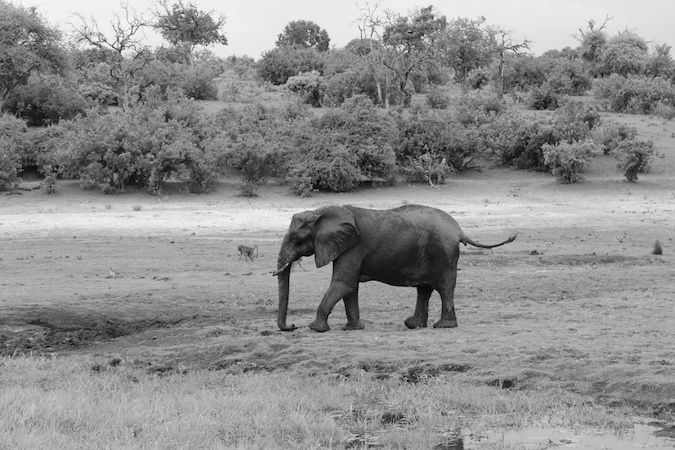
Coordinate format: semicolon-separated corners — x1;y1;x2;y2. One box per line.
1;157;674;431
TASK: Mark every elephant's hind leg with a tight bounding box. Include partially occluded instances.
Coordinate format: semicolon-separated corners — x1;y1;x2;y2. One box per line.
404;286;433;329
433;271;458;329
342;285;364;330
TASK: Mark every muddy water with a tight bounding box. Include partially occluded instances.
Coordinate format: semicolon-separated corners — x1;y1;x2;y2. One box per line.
469;422;675;449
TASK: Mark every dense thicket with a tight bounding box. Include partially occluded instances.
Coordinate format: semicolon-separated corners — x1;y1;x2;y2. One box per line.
0;1;668;193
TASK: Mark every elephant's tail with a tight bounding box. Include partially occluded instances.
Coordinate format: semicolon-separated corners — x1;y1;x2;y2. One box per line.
460;231;518;249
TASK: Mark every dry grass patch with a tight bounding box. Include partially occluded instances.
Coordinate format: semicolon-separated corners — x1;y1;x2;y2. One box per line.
0;354;634;448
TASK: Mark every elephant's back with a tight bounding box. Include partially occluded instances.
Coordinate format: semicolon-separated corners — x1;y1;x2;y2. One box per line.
391;204;460;229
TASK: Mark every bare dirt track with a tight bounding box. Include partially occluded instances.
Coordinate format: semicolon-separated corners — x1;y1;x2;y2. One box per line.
1;165;674;427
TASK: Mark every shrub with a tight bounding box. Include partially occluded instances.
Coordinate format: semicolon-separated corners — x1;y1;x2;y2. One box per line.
285;71;326;107
543;58;592;95
285;95;396;194
591;122;637;154
58;100;217;194
395;110;482;172
555;100;601;131
456;91;505;126
466;66;492;89
481;111;557;170
216;136;277;196
593;74;675;114
3;73;88;126
256;47;324;85
425;87;450;109
653;101;675;120
0;114;28;190
542;140;599;183
527;83;560;110
615;139;659;182
482;102;597;171
311;95;396;183
40;164;58;194
400;152;452;185
181;64;219;100
288;142;361;194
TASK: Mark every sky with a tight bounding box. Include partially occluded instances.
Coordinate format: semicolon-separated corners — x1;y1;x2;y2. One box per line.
18;0;675;58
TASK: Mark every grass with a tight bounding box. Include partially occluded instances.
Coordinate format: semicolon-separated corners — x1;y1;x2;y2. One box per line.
0;354;631;448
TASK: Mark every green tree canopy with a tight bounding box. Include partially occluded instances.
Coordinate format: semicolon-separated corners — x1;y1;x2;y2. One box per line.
154;0;227;52
276;20;330;52
0;1;65;103
600;30;649;76
441;16;495;87
380;5;447;106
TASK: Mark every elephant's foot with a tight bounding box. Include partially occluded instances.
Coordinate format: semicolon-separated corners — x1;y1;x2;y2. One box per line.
342;320;364;331
309;318;330;332
404;316;427;329
433;318;458;329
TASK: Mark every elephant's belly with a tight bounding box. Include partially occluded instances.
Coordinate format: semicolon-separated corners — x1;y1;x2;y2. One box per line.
359;270;427;287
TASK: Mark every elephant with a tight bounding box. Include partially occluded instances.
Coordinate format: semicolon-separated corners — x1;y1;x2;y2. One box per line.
273;204;517;332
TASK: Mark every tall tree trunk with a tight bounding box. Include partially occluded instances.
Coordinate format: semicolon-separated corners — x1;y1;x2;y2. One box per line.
498;50;505;100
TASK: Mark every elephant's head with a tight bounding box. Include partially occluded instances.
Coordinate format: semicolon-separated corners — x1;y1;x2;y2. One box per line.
273;206;359;331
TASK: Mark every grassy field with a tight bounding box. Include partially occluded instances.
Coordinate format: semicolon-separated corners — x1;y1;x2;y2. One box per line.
1;96;675;447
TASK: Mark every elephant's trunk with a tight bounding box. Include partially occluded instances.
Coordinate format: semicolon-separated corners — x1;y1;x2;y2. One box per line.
275;244;297;332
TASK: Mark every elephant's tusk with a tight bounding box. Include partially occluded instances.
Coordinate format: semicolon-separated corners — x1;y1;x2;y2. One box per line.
271;262;291;276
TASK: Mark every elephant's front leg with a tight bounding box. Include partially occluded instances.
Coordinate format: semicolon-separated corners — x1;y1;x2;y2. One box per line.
310;258;360;332
309;280;355;332
342;285;364;330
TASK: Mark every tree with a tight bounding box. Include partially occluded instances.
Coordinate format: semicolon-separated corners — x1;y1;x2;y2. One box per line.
276;20;330;52
256;46;324;85
380;5;447;107
493;29;530;99
442;16;496;88
646;43;672;78
355;0;386;106
71;4;152;109
575;16;610;75
0;1;65;107
600;30;649;76
154;0;227;58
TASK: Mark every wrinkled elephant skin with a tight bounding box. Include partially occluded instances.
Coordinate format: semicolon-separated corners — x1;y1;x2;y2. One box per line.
274;204;517;332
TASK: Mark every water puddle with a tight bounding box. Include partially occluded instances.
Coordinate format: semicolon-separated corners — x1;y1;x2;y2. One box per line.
467;423;675;449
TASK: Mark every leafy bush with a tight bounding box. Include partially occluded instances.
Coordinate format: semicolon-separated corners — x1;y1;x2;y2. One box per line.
527;83;560;110
653;102;675;120
555;100;601;131
466;66;492;89
395;110;482;173
543;58;592;95
0;115;27;190
425;87;450;109
3;73;88;126
213;135;278;196
594;74;675;114
181;63;220;100
288;142;361;194
311;95;396;182
256;47;324;85
483;101;598;170
591;122;637;154
542;140;599;183
615;139;658;182
285;71;326;107
456;91;505;126
286;95;396;194
58;100;217;193
400;152;452;185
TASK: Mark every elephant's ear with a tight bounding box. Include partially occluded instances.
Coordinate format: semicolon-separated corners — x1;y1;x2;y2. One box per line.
314;206;359;268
